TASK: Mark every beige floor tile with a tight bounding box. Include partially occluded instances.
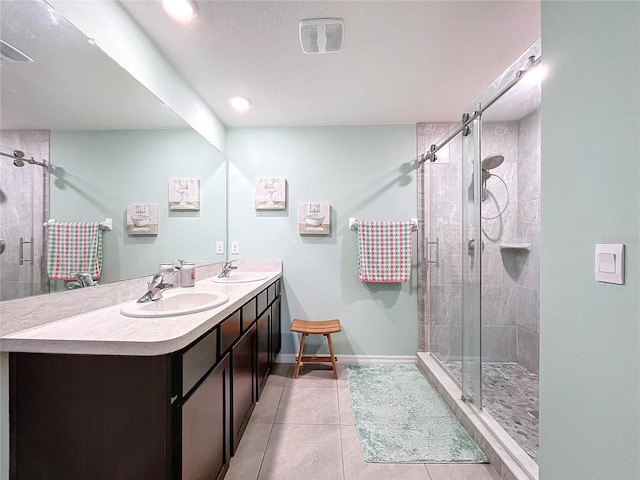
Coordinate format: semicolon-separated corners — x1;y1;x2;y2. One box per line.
258;424;344;480
266;363;291;387
338;387;355;426
285;363;339;388
337;364;349;388
225;422;273;480
250;385;284;424
275;386;339;425
341;425;431;480
427;463;500;480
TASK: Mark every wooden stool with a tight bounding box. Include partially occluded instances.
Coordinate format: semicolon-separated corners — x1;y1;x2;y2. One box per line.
290;319;342;379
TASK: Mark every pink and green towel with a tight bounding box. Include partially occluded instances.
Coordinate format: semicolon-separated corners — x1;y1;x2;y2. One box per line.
357;221;413;283
46;222;103;281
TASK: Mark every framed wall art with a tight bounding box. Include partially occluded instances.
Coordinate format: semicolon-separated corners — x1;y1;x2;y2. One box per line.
255;177;286;210
298;202;330;235
127;203;158;235
169;178;200;210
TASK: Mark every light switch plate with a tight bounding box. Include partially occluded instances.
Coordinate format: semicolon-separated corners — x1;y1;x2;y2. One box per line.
595;244;624;284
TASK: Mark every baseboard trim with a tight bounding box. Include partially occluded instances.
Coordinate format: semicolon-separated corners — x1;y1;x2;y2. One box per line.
276;354;417;365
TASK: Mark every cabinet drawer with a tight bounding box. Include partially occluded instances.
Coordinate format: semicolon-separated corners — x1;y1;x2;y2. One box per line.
242;298;256;330
220;310;241;354
183;328;217;395
256;289;268;316
275;279;281;297
267;283;276;305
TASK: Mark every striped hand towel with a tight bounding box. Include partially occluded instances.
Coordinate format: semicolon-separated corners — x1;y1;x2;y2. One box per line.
46;222;103;281
357;221;413;283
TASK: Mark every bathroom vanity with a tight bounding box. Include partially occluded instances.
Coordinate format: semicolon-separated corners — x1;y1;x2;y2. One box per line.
3;269;282;480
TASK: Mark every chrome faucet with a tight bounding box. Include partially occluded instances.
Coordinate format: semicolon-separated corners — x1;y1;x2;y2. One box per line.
137;273;174;303
67;272;96;289
218;260;238;278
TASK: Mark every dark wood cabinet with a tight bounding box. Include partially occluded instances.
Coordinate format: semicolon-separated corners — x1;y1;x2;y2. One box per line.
231;324;256;453
256;309;270;399
271;296;281;363
9;277;282;480
180;354;230;480
10;353;172;480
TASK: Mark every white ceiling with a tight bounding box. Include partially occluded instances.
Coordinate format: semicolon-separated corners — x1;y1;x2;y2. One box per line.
0;1;540;133
119;0;541;127
0;0;187;131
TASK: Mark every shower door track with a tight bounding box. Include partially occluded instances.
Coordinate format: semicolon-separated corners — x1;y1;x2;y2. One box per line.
417;55;541;166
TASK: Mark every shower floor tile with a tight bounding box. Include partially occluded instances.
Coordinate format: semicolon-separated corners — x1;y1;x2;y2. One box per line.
441;360;539;461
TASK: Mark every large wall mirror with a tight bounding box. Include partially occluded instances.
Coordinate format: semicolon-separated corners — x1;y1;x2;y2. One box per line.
0;0;227;301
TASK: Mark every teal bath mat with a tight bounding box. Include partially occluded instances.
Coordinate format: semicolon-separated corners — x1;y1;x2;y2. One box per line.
346;364;488;464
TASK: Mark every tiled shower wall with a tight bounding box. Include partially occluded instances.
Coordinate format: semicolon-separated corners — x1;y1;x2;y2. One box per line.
0;130;50;301
514;109;541;373
417;122;461;367
417;109;540;374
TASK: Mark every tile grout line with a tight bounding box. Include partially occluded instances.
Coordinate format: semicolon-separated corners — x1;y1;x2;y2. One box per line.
254;374;286;480
253;422;275;480
335;383;346;480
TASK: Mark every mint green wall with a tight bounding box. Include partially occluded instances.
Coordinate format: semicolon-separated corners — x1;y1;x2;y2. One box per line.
50;129;226;285
540;2;640;479
227;125;418;356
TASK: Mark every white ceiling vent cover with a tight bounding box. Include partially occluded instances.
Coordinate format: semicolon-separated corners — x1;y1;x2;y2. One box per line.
299;18;343;54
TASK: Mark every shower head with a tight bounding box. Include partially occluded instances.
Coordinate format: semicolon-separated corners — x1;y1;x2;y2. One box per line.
482;154;504;171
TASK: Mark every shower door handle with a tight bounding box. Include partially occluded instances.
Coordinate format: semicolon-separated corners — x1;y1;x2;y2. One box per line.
427;238;439;265
468;238;484;255
19;237;33;265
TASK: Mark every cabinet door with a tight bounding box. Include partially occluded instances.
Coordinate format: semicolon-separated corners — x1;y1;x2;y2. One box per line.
11;353;172;480
256;310;270;399
181;355;230;480
232;324;256;454
270;296;281;363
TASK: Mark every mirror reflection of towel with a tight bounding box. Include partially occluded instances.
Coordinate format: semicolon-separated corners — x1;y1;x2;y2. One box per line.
357;221;412;283
46;222;103;281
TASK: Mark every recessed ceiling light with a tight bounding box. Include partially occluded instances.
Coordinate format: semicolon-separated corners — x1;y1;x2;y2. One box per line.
228;95;252;112
162;0;198;20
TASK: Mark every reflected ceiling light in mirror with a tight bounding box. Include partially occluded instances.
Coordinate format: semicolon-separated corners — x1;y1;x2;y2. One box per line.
162;0;199;20
228;95;252;112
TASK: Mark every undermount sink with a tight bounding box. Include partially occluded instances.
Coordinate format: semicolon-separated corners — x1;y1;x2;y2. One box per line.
211;272;268;283
120;290;229;318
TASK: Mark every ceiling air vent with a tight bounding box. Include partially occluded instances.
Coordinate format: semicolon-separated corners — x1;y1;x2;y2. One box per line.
299;18;343;54
0;39;33;62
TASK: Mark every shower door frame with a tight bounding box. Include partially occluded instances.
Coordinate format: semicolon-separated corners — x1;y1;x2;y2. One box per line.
460;109;482;406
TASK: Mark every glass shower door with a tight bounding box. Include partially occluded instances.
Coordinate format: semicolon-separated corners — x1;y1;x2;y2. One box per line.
461;111;482;406
0;145;37;300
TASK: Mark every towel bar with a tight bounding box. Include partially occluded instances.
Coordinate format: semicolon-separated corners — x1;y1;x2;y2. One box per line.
348;217;418;231
44;218;113;231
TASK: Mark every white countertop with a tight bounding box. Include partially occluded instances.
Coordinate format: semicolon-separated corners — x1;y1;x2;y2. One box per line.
0;271;281;356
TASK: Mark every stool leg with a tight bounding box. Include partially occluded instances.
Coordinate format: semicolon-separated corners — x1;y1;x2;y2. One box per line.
294;333;307;379
326;333;338;379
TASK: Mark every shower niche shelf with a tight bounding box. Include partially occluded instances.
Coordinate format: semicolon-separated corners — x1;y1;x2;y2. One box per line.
500;243;531;251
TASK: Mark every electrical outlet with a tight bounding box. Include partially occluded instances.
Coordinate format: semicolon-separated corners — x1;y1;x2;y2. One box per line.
231;241;240;255
215;241;224;254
